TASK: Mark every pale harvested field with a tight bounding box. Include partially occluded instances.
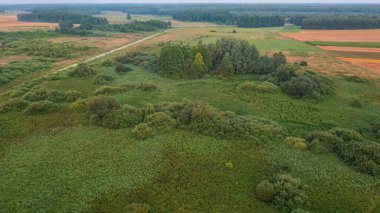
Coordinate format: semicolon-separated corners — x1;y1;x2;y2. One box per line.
283;29;380;42
338;57;380;74
317;46;380;53
0;15;58;31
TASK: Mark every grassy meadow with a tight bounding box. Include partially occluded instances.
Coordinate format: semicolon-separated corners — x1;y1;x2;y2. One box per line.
0;17;380;213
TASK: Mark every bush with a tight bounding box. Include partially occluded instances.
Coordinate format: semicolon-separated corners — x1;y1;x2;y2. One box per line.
0;98;30;113
239;81;255;91
69;100;87;112
371;120;380;137
257;174;309;211
0;76;10;86
92;74;114;85
131;123;156;140
103;105;144;129
329;127;364;142
306;131;342;151
145;112;177;132
24;101;58;115
299;61;308;66
23;86;64;103
137;82;157;91
254;81;280;94
69;63;95;78
86;96;121;126
350;99;363;108
115;62;133;74
256;180;275;202
284;137;307;150
94;84;134;95
64;90;84;102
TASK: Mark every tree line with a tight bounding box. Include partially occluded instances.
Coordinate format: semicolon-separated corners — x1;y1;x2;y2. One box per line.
299;15;380;30
17;9;108;25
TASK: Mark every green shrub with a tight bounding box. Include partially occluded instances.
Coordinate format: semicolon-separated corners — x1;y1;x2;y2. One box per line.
64;90;85;102
145;112;177;132
350;99;363;108
306;131;342;151
115;62;133;74
337;141;380;175
284;137;307;150
24;101;58;115
69;100;87;112
0;76;10;86
23;86;65;103
371;120;380;137
346;76;370;83
254;81;280;94
239;81;255;91
92;74;114;85
112;105;145;128
137;82;157;91
0;98;30;113
257;174;309;211
94;83;134;95
86;96;121;126
131;123;156;140
299;61;308;66
69;63;96;78
256;180;275;202
329;127;365;142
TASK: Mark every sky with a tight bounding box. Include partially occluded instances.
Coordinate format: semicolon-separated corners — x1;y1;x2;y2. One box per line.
1;0;380;4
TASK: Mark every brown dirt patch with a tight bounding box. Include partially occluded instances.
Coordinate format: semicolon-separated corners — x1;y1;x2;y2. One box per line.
0;15;58;31
317;46;380;53
283;30;380;42
0;55;32;66
338;57;380;74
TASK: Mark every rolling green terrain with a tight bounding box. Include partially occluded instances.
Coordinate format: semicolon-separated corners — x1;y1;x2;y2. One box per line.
0;16;379;213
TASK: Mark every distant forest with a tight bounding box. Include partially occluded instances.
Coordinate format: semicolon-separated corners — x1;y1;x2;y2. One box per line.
6;4;380;30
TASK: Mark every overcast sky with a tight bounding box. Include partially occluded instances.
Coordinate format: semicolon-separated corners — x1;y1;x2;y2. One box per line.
1;0;380;4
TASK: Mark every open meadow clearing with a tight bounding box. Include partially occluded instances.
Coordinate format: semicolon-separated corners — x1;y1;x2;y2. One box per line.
0;14;58;31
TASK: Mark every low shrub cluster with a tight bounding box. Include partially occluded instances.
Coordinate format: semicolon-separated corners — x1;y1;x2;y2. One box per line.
83;98;284;141
137;82;157;91
306;128;379;175
284;137;307;150
256;174;309;211
239;81;280;94
69;63;96;78
24;101;58;115
64;90;85;102
268;65;334;100
0;98;30;113
115;62;133;74
131;123;156;140
116;52;157;71
371;119;380;137
92;74;114;85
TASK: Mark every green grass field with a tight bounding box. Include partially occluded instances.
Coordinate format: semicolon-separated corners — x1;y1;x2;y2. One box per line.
0;24;380;212
308;41;380;48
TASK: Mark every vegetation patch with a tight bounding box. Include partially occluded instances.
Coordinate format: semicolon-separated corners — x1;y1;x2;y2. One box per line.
24;101;59;115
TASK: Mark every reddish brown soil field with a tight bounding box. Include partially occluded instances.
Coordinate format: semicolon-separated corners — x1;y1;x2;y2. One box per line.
317;46;380;53
0;15;58;31
338;57;380;74
283;30;380;42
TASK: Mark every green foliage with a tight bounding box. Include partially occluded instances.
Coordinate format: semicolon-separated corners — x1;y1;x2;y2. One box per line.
24;101;58;115
253;81;280;94
94;83;134;95
86;96;121;127
284;137;307;150
64;90;85;102
115;62;133;74
345;76;370;83
131;123;156;140
257;174;309;211
112;105;144;128
124;203;150;213
70;100;87;112
159;44;185;78
69;63;96;78
216;53;234;77
145;112;177;132
116;52;157;70
372;119;380;137
0;98;30;113
92;74;114;85
299;61;308;66
350;99;363;108
23;86;65;103
239;81;255;91
137;82;157;91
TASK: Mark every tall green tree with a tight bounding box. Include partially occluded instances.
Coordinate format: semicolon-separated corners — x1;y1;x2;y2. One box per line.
158;45;185;78
192;52;207;79
216;53;234;77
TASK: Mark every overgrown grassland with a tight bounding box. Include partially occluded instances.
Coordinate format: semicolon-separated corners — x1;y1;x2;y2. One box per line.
308;41;380;48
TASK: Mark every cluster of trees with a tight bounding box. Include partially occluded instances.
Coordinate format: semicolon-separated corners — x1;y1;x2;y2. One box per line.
83;20;171;33
171;9;285;28
299;15;380;29
236;15;285;28
17;9;108;25
158;39;287;79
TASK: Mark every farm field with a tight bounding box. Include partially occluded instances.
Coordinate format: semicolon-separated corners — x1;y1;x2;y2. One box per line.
1;4;380;213
0;14;58;31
